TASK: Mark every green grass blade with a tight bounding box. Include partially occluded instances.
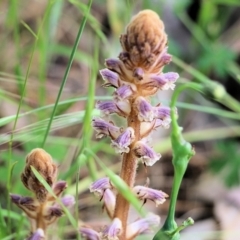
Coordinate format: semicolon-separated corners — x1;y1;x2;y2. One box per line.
30;166;79;232
41;0;93;148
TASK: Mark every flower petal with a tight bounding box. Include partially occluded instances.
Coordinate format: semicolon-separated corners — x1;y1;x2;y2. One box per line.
92;118;121;139
80;227;100;240
90;177;112;198
135;97;154;122
100;69;120;88
133;141;161;166
114;84;135;100
126;213;160;239
96;101;130;117
133;186;168;206
150;72;179;90
28;229;44;240
103;189;116;218
111;127;135;153
101;218;122;240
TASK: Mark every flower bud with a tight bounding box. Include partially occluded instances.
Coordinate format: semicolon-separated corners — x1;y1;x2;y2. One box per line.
120;10;167;72
21;148;57;202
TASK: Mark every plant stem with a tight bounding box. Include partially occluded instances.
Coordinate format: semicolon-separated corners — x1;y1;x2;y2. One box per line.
154;84;197;240
114;102;140;240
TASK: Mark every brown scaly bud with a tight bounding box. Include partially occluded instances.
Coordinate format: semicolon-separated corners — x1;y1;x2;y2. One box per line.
21;148;58;202
119;10;168;74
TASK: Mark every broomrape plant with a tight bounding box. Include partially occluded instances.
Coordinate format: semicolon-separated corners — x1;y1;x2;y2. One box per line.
10;148;75;240
88;10;193;240
10;9;195;240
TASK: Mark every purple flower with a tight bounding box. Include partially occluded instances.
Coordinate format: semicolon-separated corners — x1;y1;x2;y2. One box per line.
90;177;112;198
114;84;135;100
153;105;171;128
61;195;75;207
103;189;116;218
133;67;144;80
100;218;122;240
150;72;179;90
160;52;172;66
28;229;44;240
133;141;161;166
100;69;120;88
48;206;64;217
10;194;38;216
111;127;135;153
52;181;67;197
96;100;131;117
135;97;155;122
133;186;168;206
80;227;100;240
126;213;160;239
92;118;121;139
105;58;132;83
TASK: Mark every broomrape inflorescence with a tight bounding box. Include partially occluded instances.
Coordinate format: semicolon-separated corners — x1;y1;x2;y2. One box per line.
10;148;75;240
85;10;179;240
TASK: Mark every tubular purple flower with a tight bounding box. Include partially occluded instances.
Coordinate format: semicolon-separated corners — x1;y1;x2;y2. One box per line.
89;177;112;198
154;106;170;119
133;186;168;206
133;67;144;80
96;100;131;117
101;218;122;240
105;58;133;83
92;118;121;139
126;213;160;239
28;229;44;240
52;181;67;197
150;72;179;90
133;141;161;166
153;105;171;128
100;68;120;88
135;97;155;122
61;195;75;207
103;189;116;218
10;194;38;214
114;84;135;100
96;101;119;116
160;52;172;66
80;227;100;240
111;127;135;154
48;206;64;217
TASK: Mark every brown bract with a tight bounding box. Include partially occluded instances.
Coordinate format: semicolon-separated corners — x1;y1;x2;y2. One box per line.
21;148;58;202
119;10;167;73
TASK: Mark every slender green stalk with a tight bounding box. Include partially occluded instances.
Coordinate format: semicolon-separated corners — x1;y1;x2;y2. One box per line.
154;83;200;240
173;56;240;113
41;0;93;148
81;37;99;180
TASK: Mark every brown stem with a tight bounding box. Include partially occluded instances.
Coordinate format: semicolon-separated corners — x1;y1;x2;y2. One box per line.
114;104;141;240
